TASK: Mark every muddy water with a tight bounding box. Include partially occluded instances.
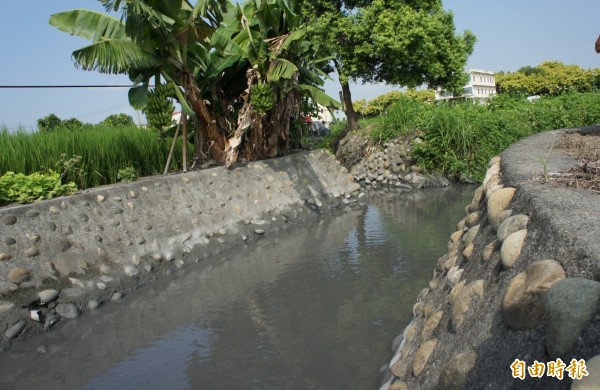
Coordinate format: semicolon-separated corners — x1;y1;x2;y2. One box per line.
0;186;473;390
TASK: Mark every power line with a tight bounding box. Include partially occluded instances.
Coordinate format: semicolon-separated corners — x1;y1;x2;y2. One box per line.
0;85;141;89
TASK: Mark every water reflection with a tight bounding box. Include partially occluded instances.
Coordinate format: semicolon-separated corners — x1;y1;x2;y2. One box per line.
0;186;473;390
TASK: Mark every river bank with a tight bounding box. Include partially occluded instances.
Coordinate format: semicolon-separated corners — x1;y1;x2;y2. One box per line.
0;150;365;347
380;125;600;389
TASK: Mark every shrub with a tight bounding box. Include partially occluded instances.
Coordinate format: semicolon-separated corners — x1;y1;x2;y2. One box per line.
37;114;62;132
0;171;77;204
117;166;139;182
99;113;135;127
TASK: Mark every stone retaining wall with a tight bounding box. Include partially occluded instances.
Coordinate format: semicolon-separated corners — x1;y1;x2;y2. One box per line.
380;126;600;389
0;150;362;348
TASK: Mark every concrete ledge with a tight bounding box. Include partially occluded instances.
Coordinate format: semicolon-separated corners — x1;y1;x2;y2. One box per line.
0;150;362;346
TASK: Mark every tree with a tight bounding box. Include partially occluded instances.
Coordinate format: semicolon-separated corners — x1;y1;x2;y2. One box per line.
99;113;135;127
37;113;63;132
496;61;598;96
303;0;475;143
50;0;337;167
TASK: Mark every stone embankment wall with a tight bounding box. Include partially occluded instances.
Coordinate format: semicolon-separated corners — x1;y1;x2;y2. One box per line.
380;126;600;390
0;150;362;348
337;135;450;191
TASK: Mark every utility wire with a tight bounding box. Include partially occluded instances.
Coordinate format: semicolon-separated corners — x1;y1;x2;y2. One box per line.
0;85;142;88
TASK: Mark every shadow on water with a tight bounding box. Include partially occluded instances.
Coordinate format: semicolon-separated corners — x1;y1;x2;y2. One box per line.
0;186;474;390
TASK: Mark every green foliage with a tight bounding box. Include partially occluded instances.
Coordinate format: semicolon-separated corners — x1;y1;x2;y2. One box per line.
117;166;139;182
37;114;63;132
0;125;189;189
355;89;436;118
51;0;338;165
410;92;600;181
304;0;475;126
0;171;77;204
55;153;87;189
496;61;599;96
99;113;135;127
370;97;428;143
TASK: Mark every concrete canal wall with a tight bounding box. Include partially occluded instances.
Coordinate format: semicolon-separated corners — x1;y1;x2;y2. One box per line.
0;150;363;347
380;126;600;390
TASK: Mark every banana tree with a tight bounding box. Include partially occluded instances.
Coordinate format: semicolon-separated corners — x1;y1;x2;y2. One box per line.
209;0;340;165
50;0;339;167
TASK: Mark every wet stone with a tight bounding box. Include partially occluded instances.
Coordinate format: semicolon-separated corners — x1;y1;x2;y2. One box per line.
4;238;16;246
545;278;600;357
47;222;57;231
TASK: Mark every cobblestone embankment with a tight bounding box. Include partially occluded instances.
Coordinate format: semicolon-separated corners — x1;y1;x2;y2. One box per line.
0;150;362;348
380;125;600;390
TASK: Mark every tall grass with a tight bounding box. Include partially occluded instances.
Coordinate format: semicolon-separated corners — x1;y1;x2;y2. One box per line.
0;125;190;189
345;92;600;181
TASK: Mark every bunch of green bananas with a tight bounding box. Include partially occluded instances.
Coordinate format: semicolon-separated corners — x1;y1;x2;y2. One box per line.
250;82;275;115
146;83;174;133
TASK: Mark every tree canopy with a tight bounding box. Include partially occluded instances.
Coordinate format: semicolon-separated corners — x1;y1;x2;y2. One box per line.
496;61;600;96
303;0;475;134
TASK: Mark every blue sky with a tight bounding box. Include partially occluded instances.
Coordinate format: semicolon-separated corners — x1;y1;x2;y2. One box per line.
0;0;598;130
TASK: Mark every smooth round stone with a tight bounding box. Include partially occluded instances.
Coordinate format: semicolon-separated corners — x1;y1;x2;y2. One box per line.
38;289;59;304
56;303;80;319
88;299;101;310
5;320;26;339
111;292;124;302
254;229;265;235
8;267;31;284
545;278;600;357
123;265;139;277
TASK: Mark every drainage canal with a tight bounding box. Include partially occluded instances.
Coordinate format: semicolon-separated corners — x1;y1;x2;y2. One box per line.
0;186;473;390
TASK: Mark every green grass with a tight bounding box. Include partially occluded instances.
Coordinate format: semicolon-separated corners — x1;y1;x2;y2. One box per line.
0;125;191;189
337;92;600;182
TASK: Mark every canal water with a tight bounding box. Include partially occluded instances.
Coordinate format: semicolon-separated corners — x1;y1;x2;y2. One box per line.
0;186;473;390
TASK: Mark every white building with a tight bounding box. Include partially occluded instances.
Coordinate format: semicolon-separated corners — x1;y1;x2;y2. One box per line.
463;69;496;99
435;69;497;100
